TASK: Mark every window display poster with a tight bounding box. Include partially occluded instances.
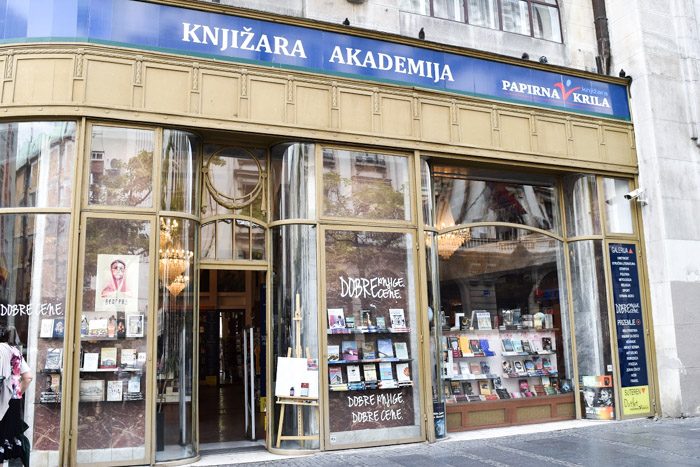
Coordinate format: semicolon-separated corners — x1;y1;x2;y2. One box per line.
581;375;614;420
95;254;140;312
275;357;319;399
609;243;651;415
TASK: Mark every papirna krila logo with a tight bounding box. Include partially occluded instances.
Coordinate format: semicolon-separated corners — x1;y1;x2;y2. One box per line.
501;78;611;109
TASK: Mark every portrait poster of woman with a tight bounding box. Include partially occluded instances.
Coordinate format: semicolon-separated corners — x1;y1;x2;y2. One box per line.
95;254;140;312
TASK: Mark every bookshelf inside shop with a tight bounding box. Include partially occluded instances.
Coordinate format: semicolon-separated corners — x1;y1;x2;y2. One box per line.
440;308;575;430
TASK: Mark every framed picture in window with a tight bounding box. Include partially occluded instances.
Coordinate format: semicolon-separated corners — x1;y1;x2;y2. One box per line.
126;313;145;338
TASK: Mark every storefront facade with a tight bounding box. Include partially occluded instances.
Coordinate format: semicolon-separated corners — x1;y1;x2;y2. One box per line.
0;0;657;465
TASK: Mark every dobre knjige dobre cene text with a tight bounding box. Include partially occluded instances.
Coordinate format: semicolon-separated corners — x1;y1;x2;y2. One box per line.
0;302;63;316
347;392;405;424
339;276;405;299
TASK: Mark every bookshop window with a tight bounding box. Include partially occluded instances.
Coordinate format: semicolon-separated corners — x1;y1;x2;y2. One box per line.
88;126;155;208
0;213;70;467
270;224;319;450
76;217;152;465
324;229;422;446
322;149;411;222
270;142;316;222
437;226;575;408
156;217;197;461
563;174;601;237
0;121;76;209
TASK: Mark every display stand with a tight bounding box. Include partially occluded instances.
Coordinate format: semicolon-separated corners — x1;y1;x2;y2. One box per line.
275;294;320;448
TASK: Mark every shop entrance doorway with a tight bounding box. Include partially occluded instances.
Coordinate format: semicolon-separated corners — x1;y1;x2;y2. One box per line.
198;269;266;448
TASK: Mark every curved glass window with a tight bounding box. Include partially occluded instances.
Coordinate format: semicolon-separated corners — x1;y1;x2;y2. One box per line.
433;167;559;233
88;126;155;208
156;217;197;461
270;224;319;449
200;219;266;261
0;121;76;208
563;174;601;237
271;143;316;221
161;130;200;214
0;213;70;467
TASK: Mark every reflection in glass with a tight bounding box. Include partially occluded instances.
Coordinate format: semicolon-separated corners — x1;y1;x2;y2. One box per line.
0;121;76;208
270;143;316;221
399;0;430;15
438;227;573;404
0;214;70;467
202;145;265;221
569;241;612;389
77;218;151;465
200;219;266;262
156;218;197;461
88;126;154;208
322;149;411;221
421;158;434;226
502;0;531;35
433;168;559;232
603;178;634;234
433;0;464;21
271;225;319;449
563;174;601;237
532;2;561;41
468;0;498;28
324;230;421;446
161;130;200;214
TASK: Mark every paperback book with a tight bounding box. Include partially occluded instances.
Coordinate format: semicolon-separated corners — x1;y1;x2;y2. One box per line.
329;366;343;385
362;364;378;382
377;338;394;358
389;308;407;330
327;308;346;329
40;319;55;338
378;362;393;380
362;341;377;360
82;352;99;371
79;379;105;402
328;344;340;361
107;380;123;401
395;362;411;383
394;342;409;360
346;364;362;383
341;340;359;361
45;348;63;371
100;347;118;369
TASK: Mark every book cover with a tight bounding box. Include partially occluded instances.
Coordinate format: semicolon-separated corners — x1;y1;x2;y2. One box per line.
127;375;141;393
394;342;409;360
475;311;492;330
116;317;126;339
501;360;513;374
468;339;483;355
521;340;532;353
450;380;462;395
452;362;460;376
360;309;373;328
52;318;65;339
300;382;310;397
458;336;471;355
327;308;346;329
362;341;377;360
107;316;116;338
79;379;105;402
513;360;525;374
45;374;61;394
345;316;356;329
346;364;362;382
341;340;359;361
40;319;55;339
479;361;491;375
533;356;544;371
82;352;99;371
466;394;481;402
524;359;535;373
512;339;524;352
502;338;514;352
378;362;393;380
542;357;553;372
329;366;343;384
45;348;63;370
88;318;108;337
137;352;147;366
327;344;340;361
542;337;553;351
458;361;471;376
107;380;123;401
478;380;491;395
463;381;474;395
100;347;118;369
363;364;378;382
469;362;481;375
479;339;494;356
448;336;461;358
120;348;136;368
495;388;511;399
395;362;411;382
530;339;541;352
375;316;386;329
377;338;394;358
389;308;407;329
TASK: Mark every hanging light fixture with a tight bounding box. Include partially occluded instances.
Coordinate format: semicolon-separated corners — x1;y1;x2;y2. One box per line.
436;205;470;259
159;218;194;296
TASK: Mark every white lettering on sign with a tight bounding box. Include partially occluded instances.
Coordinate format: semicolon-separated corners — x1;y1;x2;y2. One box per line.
347;391;405;424
328;46;454;83
339;276;405;299
182;23;307;58
0;302;63;317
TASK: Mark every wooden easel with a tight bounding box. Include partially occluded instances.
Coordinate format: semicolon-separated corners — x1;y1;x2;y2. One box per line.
275;293;320;448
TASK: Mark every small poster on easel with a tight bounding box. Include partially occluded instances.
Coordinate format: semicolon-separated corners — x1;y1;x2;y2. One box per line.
275;357;319;399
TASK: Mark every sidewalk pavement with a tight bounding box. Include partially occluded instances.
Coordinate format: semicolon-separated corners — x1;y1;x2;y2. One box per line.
191;416;700;467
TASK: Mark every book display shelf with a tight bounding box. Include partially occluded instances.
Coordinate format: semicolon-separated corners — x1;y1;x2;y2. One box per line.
440;309;575;431
38;317;66;405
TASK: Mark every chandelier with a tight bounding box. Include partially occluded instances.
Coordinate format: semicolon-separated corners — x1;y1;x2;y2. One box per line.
159;219;194;296
436;205;470;259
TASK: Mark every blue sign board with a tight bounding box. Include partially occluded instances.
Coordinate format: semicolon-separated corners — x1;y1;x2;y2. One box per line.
609;243;648;388
0;0;630;120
